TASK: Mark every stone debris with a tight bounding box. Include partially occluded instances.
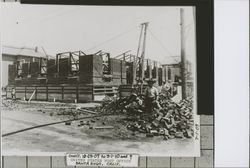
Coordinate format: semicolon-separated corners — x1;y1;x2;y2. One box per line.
65;121;72;125
29;93;194;140
96;94;194;140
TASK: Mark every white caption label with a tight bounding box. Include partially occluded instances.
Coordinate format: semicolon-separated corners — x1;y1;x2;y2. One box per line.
66;153;139;167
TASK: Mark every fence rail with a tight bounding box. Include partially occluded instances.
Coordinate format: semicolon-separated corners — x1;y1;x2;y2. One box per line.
7;85;118;102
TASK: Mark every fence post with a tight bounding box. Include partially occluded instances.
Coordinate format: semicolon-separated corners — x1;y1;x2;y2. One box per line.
76;85;79;103
92;85;94;101
46;86;48;101
35;86;37;100
24;86;27;100
62;86;64;101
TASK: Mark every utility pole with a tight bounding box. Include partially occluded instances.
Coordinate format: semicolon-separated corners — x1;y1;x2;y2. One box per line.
180;8;187;99
139;22;149;94
134;24;143;84
134;22;149;93
140;22;149;82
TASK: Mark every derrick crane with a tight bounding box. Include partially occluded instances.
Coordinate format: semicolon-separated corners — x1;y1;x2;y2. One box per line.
133;22;149;94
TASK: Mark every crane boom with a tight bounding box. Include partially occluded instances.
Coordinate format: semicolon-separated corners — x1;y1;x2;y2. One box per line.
133;22;149;86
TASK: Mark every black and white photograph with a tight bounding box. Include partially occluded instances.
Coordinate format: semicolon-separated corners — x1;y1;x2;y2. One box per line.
1;4;200;156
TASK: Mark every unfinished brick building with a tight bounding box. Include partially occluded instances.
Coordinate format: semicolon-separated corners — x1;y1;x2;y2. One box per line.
5;47;179;102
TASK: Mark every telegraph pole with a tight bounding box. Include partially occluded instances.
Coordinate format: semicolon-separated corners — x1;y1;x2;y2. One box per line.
180;8;187;99
140;22;149;94
133;24;143;84
140;22;149;82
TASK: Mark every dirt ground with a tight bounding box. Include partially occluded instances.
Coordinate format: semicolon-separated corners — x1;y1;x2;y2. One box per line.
2;99;196;156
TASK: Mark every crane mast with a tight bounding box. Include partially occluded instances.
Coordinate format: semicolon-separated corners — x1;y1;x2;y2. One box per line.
133;22;149;88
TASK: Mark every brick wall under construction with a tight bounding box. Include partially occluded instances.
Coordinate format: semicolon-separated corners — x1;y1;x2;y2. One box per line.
21;62;29;78
7;54;128;86
126;62;134;84
7;54;176;88
29;62;40;77
8;64;16;85
79;54;103;84
47;59;57;84
58;58;70;84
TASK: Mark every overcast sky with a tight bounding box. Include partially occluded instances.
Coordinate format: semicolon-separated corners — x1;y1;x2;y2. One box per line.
1;4;196;86
1;4;195;61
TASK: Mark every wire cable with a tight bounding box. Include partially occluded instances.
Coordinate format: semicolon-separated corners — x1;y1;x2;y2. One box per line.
148;29;179;63
16;7;82;25
83;25;138;53
17;25;139;77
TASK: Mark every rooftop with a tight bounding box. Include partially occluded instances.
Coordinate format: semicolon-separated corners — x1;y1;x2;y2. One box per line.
2;45;48;58
162;56;181;65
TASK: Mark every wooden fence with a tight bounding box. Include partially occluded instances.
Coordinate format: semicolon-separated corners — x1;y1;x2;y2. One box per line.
6;85;119;102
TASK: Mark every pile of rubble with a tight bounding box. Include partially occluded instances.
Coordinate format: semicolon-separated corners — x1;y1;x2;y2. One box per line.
97;94;194;140
1;99;20;110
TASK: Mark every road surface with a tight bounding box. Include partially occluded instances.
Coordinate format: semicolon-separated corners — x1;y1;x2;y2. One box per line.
2;100;196;156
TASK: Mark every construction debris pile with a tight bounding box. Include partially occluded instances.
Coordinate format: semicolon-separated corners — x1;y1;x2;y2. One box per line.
95;94;194;140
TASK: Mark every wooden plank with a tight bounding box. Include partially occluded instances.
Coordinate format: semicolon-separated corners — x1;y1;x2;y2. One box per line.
37;87;47;89
63;87;77;90
3;156;26;168
26;87;36;90
78;86;93;89
15;90;26;92
47;88;62;90
26;91;36;93
36;93;47;100
36;91;47;93
63;93;77;102
78;91;93;94
93;88;115;91
15;86;25;90
78;94;93;102
16;92;25;100
47;91;62;93
47;88;62;92
28;156;51;168
63;90;77;93
36;88;47;91
48;87;62;90
48;93;63;101
28;90;36;102
94;92;117;95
